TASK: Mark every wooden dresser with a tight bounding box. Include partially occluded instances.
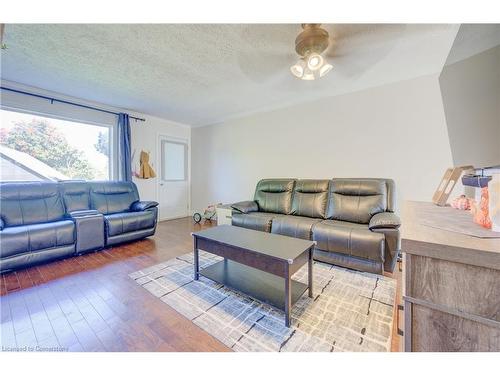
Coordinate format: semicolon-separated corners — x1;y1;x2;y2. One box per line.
401;201;500;351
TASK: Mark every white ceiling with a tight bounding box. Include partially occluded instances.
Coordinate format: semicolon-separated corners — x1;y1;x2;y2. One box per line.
1;24;460;126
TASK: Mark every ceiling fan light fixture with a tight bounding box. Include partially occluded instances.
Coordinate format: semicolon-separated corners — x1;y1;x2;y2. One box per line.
302;72;315;81
319;62;333;77
291;24;333;80
290;59;306;78
306;53;323;71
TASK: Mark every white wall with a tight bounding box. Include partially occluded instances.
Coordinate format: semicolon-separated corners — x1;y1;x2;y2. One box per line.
191;74;455;213
1;80;191;203
439;45;500;168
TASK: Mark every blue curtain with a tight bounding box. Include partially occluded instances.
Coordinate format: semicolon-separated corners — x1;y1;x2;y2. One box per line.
117;113;132;181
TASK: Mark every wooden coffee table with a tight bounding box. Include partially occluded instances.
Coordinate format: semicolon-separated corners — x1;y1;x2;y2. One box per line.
192;225;315;327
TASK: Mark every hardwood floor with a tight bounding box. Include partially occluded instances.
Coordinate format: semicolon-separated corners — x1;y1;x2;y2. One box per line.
0;218;402;352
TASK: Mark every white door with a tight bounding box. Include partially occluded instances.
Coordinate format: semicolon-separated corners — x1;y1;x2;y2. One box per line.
158;136;189;220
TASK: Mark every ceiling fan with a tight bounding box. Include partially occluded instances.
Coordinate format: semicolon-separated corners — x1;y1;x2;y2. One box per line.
235;24;411;84
290;24;333;80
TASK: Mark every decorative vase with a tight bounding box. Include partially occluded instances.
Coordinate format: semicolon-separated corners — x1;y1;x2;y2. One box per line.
489;173;500;232
472;187;492;229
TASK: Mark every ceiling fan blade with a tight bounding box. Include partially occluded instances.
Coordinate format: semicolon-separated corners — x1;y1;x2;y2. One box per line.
235;24;437;83
322;24;409;78
235;24;299;83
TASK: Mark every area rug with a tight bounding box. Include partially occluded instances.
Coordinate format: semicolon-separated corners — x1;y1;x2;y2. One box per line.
129;251;396;352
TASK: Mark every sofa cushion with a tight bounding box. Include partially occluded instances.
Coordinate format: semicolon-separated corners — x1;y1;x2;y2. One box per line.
231;201;259;214
291;179;330;219
60;181;90;212
313;220;385;262
105;210;157;237
314;249;384;274
232;212;284;232
0;220;75;258
0;182;65;227
271;215;322;240
89;182;140;215
327;179;387;224
254;179;296;214
130;201;159;212
369;212;401;230
69;209;100;218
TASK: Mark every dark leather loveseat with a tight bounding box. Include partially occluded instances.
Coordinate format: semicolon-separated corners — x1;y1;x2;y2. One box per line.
231;178;401;274
0;181;158;273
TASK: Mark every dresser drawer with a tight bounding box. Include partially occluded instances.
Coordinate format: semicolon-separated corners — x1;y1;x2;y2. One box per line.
404;252;500;352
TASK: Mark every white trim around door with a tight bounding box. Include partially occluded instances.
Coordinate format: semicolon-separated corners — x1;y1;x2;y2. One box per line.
156;134;191;221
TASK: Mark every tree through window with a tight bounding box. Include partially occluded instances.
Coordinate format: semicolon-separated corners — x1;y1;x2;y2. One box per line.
0;109;112;181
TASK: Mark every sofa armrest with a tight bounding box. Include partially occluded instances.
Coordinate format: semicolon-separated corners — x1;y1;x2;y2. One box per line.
371;226;401;273
231;201;259;214
130;200;159;212
369;212;401;230
68;209;101;218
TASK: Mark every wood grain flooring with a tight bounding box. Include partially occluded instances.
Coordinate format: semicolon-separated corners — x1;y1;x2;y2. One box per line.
0;218;402;352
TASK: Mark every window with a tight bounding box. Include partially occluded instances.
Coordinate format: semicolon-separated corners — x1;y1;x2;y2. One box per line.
0;109;113;182
161;140;187;181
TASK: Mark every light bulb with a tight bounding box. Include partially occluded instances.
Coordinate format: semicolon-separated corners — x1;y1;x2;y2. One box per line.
290;63;304;78
291;54;331;80
319;63;333;77
302;72;315;81
307;53;324;71
291;58;307;79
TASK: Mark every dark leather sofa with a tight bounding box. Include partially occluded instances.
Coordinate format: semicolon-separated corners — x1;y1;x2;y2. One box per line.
231;178;401;274
0;181;158;273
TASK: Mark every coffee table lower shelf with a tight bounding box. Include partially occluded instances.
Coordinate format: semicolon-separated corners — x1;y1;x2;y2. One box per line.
200;259;309;311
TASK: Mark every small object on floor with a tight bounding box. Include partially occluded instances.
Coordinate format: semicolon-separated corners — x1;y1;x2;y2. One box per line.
192;203;222;223
193;212;202;223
